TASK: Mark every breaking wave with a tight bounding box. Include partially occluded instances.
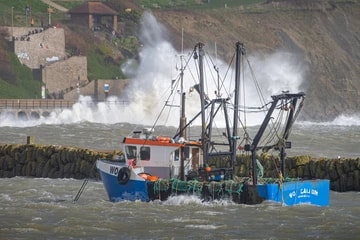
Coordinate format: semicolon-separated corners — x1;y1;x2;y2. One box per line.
2;12;356;128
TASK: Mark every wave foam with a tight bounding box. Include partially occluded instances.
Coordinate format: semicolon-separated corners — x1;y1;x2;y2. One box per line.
299;114;360;126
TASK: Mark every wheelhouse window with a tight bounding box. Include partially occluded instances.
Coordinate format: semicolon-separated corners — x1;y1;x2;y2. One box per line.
174;147;190;161
174;149;179;161
140;146;150;161
125;145;137;160
184;147;190;159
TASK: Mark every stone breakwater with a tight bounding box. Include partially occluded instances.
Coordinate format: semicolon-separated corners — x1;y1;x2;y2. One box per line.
0;144;359;192
210;154;360;192
0;144;121;180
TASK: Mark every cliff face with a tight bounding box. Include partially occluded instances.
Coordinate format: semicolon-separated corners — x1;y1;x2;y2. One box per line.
152;1;360;121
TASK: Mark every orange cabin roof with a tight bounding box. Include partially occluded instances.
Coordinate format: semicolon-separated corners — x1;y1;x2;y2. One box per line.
123;137;183;147
122;137;202;147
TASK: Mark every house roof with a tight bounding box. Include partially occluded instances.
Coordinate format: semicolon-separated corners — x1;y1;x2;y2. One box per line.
68;1;119;15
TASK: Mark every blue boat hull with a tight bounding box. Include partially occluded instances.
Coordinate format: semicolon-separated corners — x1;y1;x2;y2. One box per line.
256;179;330;206
99;172;330;206
98;169;150;202
97;160;330;206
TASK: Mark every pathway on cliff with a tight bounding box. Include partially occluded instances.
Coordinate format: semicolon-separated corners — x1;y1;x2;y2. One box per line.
41;0;69;12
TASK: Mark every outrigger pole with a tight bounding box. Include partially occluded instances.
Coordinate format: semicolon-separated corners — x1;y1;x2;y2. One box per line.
280;97;298;177
245;92;305;185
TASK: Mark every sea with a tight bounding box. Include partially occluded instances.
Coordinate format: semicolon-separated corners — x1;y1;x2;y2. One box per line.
0;114;360;240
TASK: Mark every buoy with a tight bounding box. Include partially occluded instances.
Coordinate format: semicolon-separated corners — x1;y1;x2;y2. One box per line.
148;175;159;181
156;136;171;142
138;173;159;181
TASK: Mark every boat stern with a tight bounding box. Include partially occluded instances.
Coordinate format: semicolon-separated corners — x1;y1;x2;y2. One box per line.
257;179;330;206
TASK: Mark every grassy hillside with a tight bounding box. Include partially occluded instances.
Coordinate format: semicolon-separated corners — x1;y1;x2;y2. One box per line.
0;1;50;27
0;30;42;98
63;23;129;81
137;0;263;9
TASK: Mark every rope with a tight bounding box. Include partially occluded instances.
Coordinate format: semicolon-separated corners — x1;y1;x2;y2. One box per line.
187;181;203;196
256;159;264;179
153;178;247;199
208;181;224;200
153;179;170;195
224;180;243;196
171;178;189;193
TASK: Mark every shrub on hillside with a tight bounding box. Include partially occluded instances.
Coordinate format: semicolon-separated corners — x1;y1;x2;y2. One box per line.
0;28;16;83
64;27;89;56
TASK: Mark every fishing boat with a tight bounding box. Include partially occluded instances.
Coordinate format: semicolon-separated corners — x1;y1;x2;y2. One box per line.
96;42;330;206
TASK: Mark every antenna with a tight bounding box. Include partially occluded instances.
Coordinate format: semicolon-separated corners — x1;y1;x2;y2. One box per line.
181;27;184;55
214;42;221;98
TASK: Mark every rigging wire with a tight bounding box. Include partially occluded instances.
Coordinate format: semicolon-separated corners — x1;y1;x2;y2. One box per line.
127;42;305;160
149;48;201;132
127;80;174;137
283;97;305;139
245;56;268;109
126;49;198;137
243;55;300;151
259;103;286;148
203;48;235;100
258;97;303;151
162;75;182;129
241;51;247;131
149;83;176;134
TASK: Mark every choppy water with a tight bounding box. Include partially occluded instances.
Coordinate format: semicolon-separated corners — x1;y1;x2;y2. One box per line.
0;121;360;239
0;177;359;240
1;121;360;158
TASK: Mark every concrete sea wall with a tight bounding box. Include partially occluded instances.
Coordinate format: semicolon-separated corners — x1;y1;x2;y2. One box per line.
0;143;359;192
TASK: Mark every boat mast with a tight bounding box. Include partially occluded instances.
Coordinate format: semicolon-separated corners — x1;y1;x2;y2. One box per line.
179;30;186;139
195;42;208;164
179;28;186;180
232;42;245;176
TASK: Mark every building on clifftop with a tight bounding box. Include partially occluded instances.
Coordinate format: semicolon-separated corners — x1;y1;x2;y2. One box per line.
68;1;119;32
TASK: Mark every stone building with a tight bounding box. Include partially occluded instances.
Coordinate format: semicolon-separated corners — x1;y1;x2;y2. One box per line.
68;1;119;31
13;27;66;69
42;56;88;99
